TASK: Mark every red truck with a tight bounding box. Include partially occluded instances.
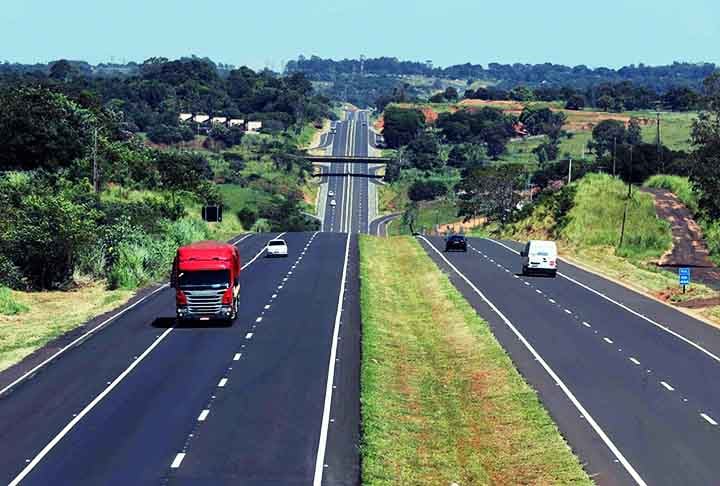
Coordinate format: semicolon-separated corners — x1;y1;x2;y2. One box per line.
171;241;241;322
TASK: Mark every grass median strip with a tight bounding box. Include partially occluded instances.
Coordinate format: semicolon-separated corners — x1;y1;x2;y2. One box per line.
359;236;591;485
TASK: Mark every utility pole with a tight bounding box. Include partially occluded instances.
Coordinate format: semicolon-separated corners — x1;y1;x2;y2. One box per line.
567;157;573;185
612;136;617;177
92;126;99;193
656;111;663;172
618;146;633;248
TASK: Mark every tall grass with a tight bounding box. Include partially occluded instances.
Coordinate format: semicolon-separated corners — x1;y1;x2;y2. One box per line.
563;174;671;260
0;287;28;315
108;218;211;289
644;174;699;214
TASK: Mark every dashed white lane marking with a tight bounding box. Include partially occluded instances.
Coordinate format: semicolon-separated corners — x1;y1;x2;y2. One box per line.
513;275;519;279
524;281;530;286
660;381;675;391
629;357;641;365
283;277;289;282
418;236;648;486
198;409;210;421
604;337;614;344
256;317;263;323
218;378;228;387
264;305;270;310
549;298;556;304
271;294;277;299
233;353;241;361
583;321;591;328
564;309;572;314
171;453;186;468
701;413;718;426
484;238;720;367
536;289;542;294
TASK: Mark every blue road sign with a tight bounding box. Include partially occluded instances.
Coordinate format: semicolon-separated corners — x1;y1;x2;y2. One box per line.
679;267;691;286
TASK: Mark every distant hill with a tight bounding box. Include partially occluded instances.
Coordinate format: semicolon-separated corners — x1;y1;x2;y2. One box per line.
286;55;717;91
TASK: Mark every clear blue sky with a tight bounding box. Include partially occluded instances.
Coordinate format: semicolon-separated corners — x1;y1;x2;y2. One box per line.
2;0;718;69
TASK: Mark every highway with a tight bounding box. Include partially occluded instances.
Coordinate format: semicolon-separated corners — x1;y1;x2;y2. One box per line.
420;235;720;486
321;110;372;234
0;232;361;485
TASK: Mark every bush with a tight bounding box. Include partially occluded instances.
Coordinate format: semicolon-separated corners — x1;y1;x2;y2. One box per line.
408;180;448;201
251;218;272;232
0;287;28;315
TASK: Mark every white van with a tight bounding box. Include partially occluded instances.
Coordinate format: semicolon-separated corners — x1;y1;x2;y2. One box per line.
520;240;558;277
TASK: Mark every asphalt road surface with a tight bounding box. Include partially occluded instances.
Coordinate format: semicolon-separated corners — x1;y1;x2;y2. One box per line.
420;235;720;486
322;111;371;234
368;213;400;237
0;232;361;486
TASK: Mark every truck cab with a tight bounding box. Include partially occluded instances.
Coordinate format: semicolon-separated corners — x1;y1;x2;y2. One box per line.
171;241;241;322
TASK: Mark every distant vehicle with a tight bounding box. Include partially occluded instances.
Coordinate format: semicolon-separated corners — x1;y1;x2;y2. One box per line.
521;240;558;277
328;190;335;198
330;127;336;134
444;235;467;252
172;242;241;322
330;199;337;207
266;238;289;258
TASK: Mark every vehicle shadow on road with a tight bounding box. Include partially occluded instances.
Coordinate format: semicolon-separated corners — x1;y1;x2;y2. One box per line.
151;317;233;329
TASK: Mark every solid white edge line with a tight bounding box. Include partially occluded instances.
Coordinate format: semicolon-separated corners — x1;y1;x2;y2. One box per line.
8;327;175;486
0;233;258;398
418;235;647;486
484;238;720;366
170;452;186;468
701;413;718;425
7;233;271;483
313;232;351;486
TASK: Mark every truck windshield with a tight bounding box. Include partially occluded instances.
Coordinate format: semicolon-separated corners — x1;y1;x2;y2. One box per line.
178;270;230;289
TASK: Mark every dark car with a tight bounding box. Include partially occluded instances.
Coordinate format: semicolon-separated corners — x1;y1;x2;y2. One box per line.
444;235;467;252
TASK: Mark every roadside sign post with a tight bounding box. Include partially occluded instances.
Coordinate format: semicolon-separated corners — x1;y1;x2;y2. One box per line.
679;267;691;293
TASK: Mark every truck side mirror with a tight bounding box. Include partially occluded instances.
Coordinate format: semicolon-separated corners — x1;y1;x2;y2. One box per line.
520;250;527;257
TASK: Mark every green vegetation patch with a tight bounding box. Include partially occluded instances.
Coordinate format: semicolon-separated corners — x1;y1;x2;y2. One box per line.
0;287;28;315
359;236;591;485
644;174;699;214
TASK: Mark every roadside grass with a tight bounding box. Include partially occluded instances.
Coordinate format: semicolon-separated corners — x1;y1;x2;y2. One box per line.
643;174;699;214
359;236;591;485
562;174;671;261
0;287;28;316
0;283;134;373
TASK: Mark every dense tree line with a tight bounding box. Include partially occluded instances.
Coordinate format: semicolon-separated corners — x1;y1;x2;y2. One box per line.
287;56;716;92
463;81;703;112
0;58;333;144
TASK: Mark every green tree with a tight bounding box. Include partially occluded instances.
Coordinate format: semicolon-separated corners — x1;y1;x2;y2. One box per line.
0;87;96;171
406;132;443;171
156;151;212;204
457;164;524;223
447;143;488;169
565;95;586;110
382;107;425;148
588;119;627;157
690;72;720;218
627;117;642;146
443;86;459;101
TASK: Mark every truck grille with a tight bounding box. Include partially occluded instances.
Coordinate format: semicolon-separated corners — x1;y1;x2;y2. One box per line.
184;289;226;315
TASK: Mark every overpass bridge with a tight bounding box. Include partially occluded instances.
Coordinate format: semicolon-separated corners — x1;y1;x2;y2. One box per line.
304;155;392;165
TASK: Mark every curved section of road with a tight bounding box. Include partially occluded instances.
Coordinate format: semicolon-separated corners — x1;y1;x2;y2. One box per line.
369;213;400;237
0;232;361;486
419;235;720;486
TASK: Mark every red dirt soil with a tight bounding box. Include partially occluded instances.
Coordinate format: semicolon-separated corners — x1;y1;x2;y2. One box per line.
642;187;720;289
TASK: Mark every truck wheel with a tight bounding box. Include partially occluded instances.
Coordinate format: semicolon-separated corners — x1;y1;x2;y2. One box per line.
230;298;238;321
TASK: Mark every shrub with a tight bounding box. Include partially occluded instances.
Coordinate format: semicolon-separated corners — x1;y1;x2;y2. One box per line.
408;180;448;201
0;287;28;315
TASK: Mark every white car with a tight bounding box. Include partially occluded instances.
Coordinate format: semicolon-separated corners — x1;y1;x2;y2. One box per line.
328;190;335;198
520;240;557;277
330;200;337;207
266;239;288;258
